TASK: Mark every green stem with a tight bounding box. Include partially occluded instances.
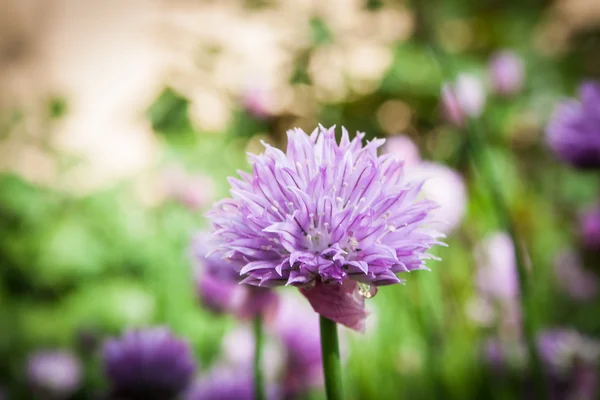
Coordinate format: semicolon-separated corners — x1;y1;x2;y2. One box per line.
253;314;265;400
320;316;344;400
412;0;549;397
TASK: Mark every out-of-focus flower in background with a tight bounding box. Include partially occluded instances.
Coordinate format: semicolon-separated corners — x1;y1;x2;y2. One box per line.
161;166;215;211
274;296;323;398
580;204;600;250
208;126;443;330
441;74;486;127
102;327;197;400
27;350;81;399
537;329;600;399
185;366;256;400
488;50;525;97
221;326;283;384
554;250;598;301
381;135;421;168
406;162;467;234
472;232;521;335
192;233;279;320
546;81;600;169
383;134;467;234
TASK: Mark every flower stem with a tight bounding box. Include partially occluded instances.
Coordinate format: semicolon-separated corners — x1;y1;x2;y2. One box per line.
253;314;265;400
320;315;344;400
412;1;549;397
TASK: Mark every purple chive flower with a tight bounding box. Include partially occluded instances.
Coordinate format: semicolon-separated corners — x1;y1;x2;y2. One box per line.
580;205;600;250
162;167;215;210
102;327;197;400
186;367;256;400
488;50;525;97
405;162;467;234
441;74;486;126
274;296;323;397
27;350;81;399
242;85;272;120
208;126;442;330
475;232;519;301
554;250;598;301
381;137;467;234
546;81;600;169
381;135;421;168
538;329;600;399
192;233;279;320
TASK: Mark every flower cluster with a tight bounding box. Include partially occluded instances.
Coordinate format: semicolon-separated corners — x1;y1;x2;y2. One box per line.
546;81;600;169
208;126;442;328
102;327;197;400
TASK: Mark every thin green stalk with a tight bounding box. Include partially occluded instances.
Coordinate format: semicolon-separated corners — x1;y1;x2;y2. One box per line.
412;0;549;397
320;316;344;400
253;314;265;400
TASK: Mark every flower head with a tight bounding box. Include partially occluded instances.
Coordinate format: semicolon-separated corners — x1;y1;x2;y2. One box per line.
27;350;81;398
580;205;600;250
405;162;467;234
208;126;442;329
102;327;197;400
546;81;600;169
441;74;486;126
475;232;519;301
554;250;598;301
488;50;525;97
192;233;279;319
274;296;323;397
185;367;254;400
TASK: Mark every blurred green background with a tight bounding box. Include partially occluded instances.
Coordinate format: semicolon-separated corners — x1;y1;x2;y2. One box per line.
1;0;599;398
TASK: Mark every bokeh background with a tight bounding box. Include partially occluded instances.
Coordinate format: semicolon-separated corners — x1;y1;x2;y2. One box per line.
1;0;600;398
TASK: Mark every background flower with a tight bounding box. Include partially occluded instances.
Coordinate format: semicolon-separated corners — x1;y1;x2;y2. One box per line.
102;327;197;400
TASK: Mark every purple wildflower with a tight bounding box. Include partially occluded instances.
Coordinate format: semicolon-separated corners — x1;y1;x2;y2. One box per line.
162;166;215;210
546;81;600;169
27;350;81;399
185;367;254;400
406;162;467;234
381;135;421;168
554;250;598;301
102;327;197;400
192;233;279;320
382;137;467;234
488;50;525;97
274;296;323;397
538;329;600;400
441;74;486;126
580;205;600;250
208;126;442;330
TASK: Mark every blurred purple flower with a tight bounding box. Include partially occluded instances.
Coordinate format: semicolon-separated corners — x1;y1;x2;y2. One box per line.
475;232;519;301
381;136;467;234
162;166;215;210
208;125;442;330
242;85;272;120
192;233;279;320
381;135;421;168
185;367;253;400
406;162;467;234
441;74;486;126
220;326;283;382
580;205;600;250
27;350;81;399
102;327;197;400
538;329;600;400
554;250;598;301
546;81;600;169
488;51;525;97
274;296;323;397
